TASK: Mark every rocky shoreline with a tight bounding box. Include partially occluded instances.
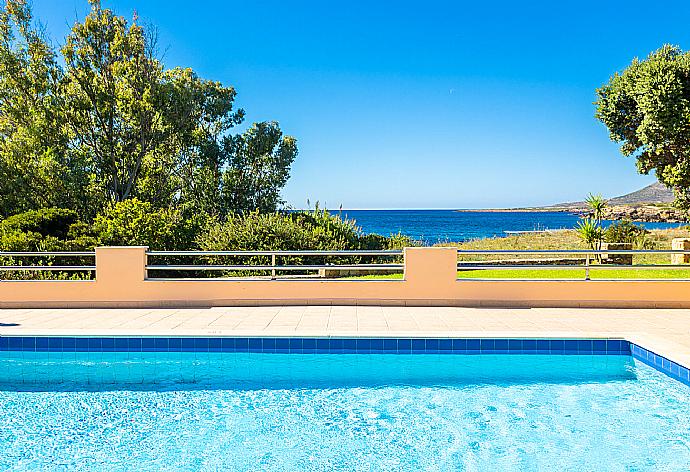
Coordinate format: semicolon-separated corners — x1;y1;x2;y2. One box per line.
598;205;687;223
456;205;688;223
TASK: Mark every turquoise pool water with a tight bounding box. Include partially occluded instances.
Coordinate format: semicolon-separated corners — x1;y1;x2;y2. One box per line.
1;353;689;471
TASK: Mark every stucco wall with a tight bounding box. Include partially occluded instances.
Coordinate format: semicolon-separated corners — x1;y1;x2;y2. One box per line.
0;246;689;308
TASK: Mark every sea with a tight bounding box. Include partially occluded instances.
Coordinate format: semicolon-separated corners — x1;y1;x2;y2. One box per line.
336;210;687;244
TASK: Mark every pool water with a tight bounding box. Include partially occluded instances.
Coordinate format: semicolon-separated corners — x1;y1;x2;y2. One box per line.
1;353;689;471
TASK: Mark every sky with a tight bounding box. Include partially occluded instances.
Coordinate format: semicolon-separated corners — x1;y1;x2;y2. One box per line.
31;0;690;209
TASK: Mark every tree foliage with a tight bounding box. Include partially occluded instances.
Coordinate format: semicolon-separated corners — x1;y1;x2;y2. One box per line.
596;45;690;211
0;0;297;219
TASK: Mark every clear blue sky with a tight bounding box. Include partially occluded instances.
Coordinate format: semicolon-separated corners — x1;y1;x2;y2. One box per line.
33;0;690;209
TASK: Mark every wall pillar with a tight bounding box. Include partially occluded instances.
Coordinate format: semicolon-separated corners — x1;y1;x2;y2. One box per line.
403;247;458;294
95;246;148;286
672;238;690;265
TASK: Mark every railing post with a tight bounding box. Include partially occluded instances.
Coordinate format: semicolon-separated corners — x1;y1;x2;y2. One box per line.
585;253;591;281
271;254;276;280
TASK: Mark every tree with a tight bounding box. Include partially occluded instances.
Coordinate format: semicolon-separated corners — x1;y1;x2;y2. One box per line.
0;0;297;220
221;122;298;214
595;45;690;211
576;194;607;259
0;0;85;216
61;1;165;206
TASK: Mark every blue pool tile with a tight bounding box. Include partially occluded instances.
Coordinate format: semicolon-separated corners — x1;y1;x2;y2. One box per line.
383;338;397;352
315;338;329;353
208;338;222;352
220;338;234;352
7;337;22;350
302;338;316;352
168;338;181;352
592;340;607;354
101;338;115;352
62;337;76;351
522;339;537;353
275;338;289;351
606;340;623;353
356;338;371;353
370;338;384;352
480;339;494;353
508;339;522;352
152;338;167;352
19;337;33;351
680;366;690;382
289;338;303;353
74;338;88;352
536;339;550;354
193;338;208;352
126;338;141;352
425;339;439;353
180;338;195;352
341;338;356;353
142;338;155;352
48;337;63;350
0;337;8;350
577;340;592;353
550;340;564;353
329;338;344;353
563;340;578;354
494;339;509;353
411;339;425;353
466;339;479;353
248;338;262;352
452;338;467;352
438;339;452;352
88;338;102;351
235;338;249;352
113;338;127;351
397;339;411;353
36;337;49;352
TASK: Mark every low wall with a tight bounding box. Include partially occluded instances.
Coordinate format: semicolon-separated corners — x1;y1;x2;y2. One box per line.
1;246;690;309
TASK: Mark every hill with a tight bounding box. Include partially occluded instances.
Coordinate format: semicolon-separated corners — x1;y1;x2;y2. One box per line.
542;182;674;211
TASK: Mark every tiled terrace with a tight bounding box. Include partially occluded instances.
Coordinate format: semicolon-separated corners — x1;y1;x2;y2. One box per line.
1;306;689;367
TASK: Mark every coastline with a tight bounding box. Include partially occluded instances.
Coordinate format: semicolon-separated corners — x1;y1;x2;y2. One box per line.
456;206;688;223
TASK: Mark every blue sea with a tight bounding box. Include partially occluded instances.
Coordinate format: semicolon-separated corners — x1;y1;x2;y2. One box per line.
336;210;687;243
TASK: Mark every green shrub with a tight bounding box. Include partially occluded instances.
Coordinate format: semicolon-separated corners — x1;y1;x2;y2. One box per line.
0;208;96;279
0;208;78;239
195;209;413;276
92;199;208;250
605;220;650;246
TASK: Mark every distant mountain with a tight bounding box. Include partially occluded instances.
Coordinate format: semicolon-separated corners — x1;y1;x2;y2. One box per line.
607;182;674;205
544;182;675;210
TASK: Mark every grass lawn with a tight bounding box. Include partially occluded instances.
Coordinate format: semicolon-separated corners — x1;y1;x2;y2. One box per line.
348;227;690;280
348;267;690;280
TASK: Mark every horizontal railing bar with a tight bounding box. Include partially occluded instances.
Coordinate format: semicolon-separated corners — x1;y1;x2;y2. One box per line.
456;249;690;255
457;264;690;270
0;252;95;257
0;266;96;271
146;264;404;271
146;250;404;256
458;265;588;270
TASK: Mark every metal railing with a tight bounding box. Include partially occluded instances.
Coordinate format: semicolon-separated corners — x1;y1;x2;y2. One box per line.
0;248;689;281
456;249;690;280
0;251;96;272
145;250;405;279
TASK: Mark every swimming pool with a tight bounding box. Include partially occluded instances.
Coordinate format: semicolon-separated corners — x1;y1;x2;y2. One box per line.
0;337;689;471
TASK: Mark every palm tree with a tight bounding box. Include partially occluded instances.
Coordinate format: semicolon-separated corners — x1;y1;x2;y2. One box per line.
579;194;607;262
585;193;607;224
